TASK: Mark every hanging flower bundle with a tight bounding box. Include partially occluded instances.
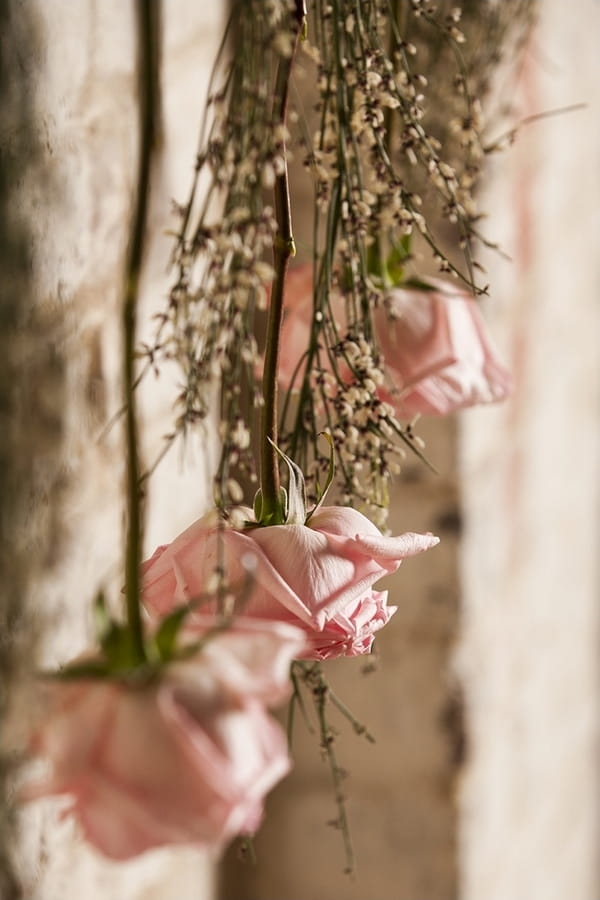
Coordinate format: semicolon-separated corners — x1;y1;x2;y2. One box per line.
22;0;532;873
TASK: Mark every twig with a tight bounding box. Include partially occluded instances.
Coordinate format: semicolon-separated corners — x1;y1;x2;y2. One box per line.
484;103;587;153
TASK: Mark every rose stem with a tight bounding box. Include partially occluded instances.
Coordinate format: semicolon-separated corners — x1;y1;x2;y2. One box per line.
259;1;306;522
123;0;159;663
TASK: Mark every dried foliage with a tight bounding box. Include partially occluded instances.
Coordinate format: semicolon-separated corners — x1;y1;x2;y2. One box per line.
147;0;534;527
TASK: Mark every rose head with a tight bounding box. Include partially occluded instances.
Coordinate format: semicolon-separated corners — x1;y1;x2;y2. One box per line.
373;278;513;416
23;619;304;860
277;264;512;417
142;506;439;661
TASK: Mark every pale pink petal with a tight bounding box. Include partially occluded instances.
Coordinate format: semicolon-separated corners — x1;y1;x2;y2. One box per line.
23;624;299;859
351;531;440;560
189;617;306;704
276;267;512;419
71;773;188;860
378;279;513;417
375;285;457;387
250;524;356;616
307;505;384;539
142;503;440;660
160;684;290;844
143;525;317;628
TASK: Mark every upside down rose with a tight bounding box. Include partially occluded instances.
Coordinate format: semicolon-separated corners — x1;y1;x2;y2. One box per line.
373;277;513;416
23;619;305;860
277;265;512;416
142;506;439;661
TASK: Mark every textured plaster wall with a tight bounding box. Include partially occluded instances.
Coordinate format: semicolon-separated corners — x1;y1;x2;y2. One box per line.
2;2;224;898
458;1;600;898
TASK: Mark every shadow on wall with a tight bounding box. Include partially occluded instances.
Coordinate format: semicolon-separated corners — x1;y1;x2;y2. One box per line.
0;3;67;896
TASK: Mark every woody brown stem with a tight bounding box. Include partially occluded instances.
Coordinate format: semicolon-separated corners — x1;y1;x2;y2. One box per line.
259;1;306;522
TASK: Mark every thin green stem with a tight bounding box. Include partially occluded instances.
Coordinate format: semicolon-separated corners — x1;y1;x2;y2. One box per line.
123;0;159;664
260;1;306;521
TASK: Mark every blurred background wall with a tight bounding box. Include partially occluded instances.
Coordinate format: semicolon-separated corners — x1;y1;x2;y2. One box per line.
458;1;600;898
1;1;599;899
0;2;223;897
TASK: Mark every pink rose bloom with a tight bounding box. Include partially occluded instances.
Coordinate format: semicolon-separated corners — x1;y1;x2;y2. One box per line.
142;506;439;661
373;278;513;416
278;265;512;416
23;619;304;860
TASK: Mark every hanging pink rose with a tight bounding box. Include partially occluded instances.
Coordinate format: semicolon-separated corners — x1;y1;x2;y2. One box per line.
22;619;304;860
277;265;512;416
142;506;439;661
373;278;513;416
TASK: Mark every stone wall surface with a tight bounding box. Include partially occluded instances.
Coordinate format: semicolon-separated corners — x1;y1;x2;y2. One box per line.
2;2;225;898
458;1;600;898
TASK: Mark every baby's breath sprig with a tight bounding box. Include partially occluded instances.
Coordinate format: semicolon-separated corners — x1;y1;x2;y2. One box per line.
147;0;304;510
279;0;532;526
281;0;482;524
146;1;532;526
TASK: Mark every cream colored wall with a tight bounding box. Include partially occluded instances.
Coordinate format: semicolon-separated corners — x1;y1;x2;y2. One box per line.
458;2;600;898
6;2;225;898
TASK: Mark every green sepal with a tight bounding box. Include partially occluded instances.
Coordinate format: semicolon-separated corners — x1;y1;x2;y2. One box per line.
42;658;111;680
93;590;111;642
384;234;412;286
93;590;141;672
268;439;306;525
366;242;386;285
41;593;206;683
253;488;263;522
401;276;437;292
252;484;289;526
151;604;192;662
306;432;335;523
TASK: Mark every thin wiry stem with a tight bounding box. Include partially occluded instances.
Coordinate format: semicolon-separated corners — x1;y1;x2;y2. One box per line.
122;0;160;663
